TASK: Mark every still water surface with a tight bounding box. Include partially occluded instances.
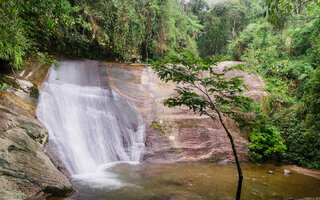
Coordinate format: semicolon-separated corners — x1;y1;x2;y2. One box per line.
64;162;320;200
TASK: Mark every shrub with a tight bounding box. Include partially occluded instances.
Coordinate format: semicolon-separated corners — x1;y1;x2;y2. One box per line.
248;105;287;162
304;68;320;134
249;126;286;162
227;14;320;168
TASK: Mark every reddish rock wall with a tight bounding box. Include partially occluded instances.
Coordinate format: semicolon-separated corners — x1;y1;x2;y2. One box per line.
106;61;266;163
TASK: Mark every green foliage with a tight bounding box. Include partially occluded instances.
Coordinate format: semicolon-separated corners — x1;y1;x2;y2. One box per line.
195;0;248;57
228;20;287;64
290;17;320;67
243;0;265;22
303;68;320;134
248;105;287;162
262;75;317;168
29;87;39;99
54;0;201;61
228;18;318;83
0;0;202;66
0;83;7;92
152;121;158;131
227;1;320;168
0;1;30;69
0;73;10;92
264;0;320;27
249;126;286;162
183;0;265;57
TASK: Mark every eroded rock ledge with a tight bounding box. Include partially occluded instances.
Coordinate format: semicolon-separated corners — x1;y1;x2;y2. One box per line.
0;63;72;200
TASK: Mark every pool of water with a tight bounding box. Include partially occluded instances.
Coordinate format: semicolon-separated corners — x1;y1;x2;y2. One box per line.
56;162;320;200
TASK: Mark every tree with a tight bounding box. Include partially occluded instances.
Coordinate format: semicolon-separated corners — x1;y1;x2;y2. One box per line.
0;0;29;68
152;51;253;200
195;0;247;57
183;0;209;21
264;0;319;26
0;0;203;68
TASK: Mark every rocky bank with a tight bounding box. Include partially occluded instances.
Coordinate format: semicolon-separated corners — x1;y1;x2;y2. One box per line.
0;61;72;200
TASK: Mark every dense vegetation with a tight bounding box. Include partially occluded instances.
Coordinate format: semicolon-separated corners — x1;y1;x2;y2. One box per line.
1;0;319;168
0;0;201;68
226;0;319;168
157;0;320;168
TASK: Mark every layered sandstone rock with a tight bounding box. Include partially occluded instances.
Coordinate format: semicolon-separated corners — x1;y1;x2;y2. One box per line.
0;62;72;200
106;61;266;163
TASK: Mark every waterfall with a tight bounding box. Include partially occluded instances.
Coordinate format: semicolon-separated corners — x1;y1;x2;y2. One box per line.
36;60;145;188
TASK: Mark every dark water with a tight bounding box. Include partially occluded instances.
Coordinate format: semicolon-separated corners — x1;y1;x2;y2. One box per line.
55;162;320;200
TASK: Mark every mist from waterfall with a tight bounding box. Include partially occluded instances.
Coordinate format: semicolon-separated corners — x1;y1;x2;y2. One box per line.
36;60;145;188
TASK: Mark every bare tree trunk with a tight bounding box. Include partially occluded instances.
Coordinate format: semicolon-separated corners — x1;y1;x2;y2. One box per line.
213;110;243;200
232;19;236;38
194;84;243;200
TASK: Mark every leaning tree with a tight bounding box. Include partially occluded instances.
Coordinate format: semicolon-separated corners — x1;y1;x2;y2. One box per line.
152;51;253;200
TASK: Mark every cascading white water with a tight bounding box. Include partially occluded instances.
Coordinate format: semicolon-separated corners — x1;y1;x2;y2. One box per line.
36;60;145;188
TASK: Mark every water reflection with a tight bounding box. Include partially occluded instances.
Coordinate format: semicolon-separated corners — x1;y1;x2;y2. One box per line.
69;163;320;200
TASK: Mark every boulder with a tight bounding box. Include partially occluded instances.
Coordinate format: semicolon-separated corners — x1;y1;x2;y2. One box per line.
0;108;73;199
284;169;292;175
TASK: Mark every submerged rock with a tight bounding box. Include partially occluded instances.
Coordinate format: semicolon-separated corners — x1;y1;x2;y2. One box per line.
267;170;274;174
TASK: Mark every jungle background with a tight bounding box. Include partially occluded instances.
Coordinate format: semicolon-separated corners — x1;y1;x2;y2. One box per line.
0;0;319;169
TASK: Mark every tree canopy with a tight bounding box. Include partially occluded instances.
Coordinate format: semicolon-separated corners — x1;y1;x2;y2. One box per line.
0;0;202;67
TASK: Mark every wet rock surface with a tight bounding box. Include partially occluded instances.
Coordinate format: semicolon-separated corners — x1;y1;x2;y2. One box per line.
0;63;72;200
284;169;292;175
106;61;266;163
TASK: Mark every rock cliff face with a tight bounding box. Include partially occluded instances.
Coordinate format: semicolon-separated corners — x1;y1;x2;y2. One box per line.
0;60;266;199
106;61;266;163
0;63;72;200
